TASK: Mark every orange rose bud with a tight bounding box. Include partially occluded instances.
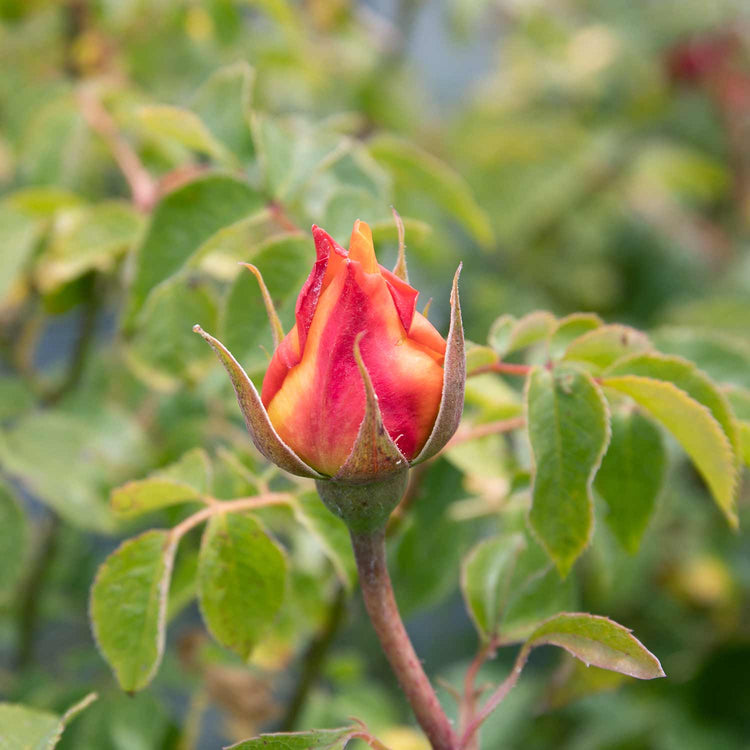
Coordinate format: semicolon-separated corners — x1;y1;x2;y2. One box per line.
262;220;446;476
194;216;465;531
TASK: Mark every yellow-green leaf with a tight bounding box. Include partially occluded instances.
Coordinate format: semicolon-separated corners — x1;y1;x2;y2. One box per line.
602;375;738;527
525;613;664;680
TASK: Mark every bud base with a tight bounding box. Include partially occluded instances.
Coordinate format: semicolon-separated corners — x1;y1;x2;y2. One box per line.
315;470;409;533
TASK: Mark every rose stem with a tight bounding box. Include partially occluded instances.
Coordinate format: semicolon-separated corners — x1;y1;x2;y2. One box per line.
350;528;457;750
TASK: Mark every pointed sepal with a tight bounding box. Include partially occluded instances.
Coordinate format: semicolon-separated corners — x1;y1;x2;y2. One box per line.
391;207;409;283
239;263;284;349
315;333;410;533
411;264;466;463
335;332;409;484
193;325;324;479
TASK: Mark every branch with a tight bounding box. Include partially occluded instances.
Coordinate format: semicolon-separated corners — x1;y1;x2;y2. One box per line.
447;417;525;449
459;644;531;749
78;89;158;212
168;493;293;543
468;362;534;378
350;528;458;750
458;637;498;750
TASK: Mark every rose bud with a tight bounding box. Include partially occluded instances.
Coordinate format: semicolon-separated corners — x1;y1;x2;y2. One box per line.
194;216;465;532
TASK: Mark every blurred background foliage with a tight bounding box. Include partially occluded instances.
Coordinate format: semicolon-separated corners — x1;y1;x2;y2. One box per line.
0;0;749;748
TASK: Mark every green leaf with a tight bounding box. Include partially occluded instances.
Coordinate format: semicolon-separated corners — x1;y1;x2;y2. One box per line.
563;325;651;372
489;311;556;358
321;186;391;245
527;366;611;577
252;114;349;201
595;410;666;554
35;201;143;292
0;693;97;750
19;95;94;188
126;175;264;323
601;375;738;527
739;422;750;467
394;460;470;613
0;479;27;598
549;313;603;360
726;388;750;466
292;492;357;590
190;62;255;159
525;613;665;680
137;105;235;165
0;203;43;304
111;448;211;518
0;708;61;749
652;327;750;390
464;342;497;374
368;134;494;247
198;512;287;660
0;409;147;531
188;211;290;277
500;553;576;642
126;277;218;391
90;530;176;691
461;533;526;641
167;546;199;622
4;187;83;216
0;378;35;421
228;726;360;750
606;353;740;462
221;235;311;374
369;216;432;247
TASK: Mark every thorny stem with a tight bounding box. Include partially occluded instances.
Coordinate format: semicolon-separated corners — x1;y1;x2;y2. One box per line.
350;528;457;750
459;644;531;749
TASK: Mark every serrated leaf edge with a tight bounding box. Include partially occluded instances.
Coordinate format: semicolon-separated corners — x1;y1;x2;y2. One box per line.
89;530;177;692
602;374;739;527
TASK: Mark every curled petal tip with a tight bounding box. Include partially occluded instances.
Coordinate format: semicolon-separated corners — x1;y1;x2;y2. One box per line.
192;324;203;334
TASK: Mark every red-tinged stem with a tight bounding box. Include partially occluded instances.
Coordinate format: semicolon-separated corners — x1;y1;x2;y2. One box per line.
350;529;458;750
458;637;498;750
469;362;533;378
78;89;158;212
447;417;526;449
459;644;531;749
